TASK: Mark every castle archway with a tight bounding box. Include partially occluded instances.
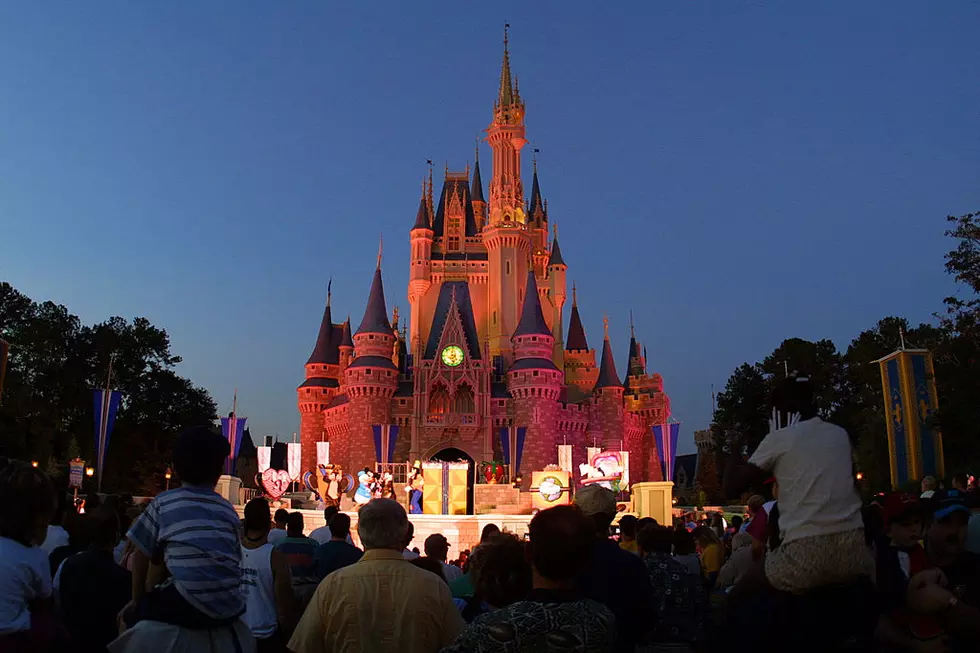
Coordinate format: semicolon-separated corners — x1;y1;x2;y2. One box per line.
428;447;475;516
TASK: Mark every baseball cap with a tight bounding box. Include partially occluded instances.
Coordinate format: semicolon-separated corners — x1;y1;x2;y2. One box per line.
931;489;971;521
882;492;922;527
574;484;616;517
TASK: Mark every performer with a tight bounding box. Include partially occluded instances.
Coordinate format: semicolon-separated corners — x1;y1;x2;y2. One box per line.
325;467;341;507
404;462;424;514
378;472;396;500
354;468;375;508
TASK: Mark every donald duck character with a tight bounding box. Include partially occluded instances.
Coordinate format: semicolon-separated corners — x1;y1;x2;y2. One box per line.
354;468;375;507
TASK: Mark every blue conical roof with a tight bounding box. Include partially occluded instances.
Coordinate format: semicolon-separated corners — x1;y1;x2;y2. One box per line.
548;236;566;267
355;267;392;336
594;334;622;389
412;195;429;230
566;303;588;351
514;271;551;337
470;159;485;203
307;297;338;365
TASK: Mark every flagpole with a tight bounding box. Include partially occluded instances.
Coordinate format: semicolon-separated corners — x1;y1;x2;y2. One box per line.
98;355;114;493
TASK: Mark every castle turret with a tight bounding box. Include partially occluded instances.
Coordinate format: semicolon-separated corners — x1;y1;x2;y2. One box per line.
343;258;399;474
338;317;354;376
528;162;550;277
622;315;670;482
563;284;598;402
408;183;434;352
483;27;531;360
589;318;624;451
471;147;486;230
547;225;567;369
507;271;562;487
298;283;342;475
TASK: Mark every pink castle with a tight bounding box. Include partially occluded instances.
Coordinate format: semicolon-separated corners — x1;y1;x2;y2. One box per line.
297;32;670;511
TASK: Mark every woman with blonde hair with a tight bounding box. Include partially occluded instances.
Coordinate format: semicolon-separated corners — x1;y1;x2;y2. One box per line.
693;526;724;590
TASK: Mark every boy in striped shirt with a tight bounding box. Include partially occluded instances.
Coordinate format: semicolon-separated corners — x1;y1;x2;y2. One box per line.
121;427;245;628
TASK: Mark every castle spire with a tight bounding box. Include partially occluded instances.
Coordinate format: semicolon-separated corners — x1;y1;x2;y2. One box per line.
412;180;430;230
498;24;515;108
548;223;566;267
513;270;551;337
307;285;338;365
594;316;622;389
355;261;392;336
470;143;485;203
528;155;545;220
565;282;589;351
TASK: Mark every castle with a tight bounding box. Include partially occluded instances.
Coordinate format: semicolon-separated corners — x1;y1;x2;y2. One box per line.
297;33;670;507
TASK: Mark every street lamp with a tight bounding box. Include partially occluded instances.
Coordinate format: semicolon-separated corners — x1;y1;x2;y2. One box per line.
165;467;172;491
30;460;38;468
855;472;864;481
85;467;94;477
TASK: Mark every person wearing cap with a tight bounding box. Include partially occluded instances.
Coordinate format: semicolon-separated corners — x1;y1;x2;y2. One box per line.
891;489;980;652
574;484;654;651
424;533;463;583
723;375;872;595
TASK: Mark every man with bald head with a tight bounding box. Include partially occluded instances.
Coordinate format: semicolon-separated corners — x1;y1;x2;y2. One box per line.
288;499;463;653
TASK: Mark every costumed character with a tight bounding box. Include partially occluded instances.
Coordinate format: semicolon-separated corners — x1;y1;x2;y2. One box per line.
354;468;375;508
579;455;624;493
404;461;424;514
379;472;396;500
325;467;341;507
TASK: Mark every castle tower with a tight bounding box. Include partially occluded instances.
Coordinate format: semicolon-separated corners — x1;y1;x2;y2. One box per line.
338;317;354;375
563;284;598;402
507;270;562;487
528;161;549;277
298;285;342;476
408;185;434;352
547;225;567;369
343;259;399;475
623;315;670;481
483;28;532;359
471;147;487;231
590;318;624;451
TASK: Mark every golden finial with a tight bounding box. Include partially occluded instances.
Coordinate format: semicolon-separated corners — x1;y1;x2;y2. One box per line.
377;234;383;269
629;309;635;338
552;222;558;241
572;281;577;306
392;305;400;325
603;314;610;339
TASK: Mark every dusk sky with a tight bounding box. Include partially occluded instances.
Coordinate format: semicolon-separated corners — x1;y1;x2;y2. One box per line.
2;2;977;453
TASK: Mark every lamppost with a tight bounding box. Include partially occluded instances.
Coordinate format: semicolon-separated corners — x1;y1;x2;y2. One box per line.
31;460;38;468
165;467;172;491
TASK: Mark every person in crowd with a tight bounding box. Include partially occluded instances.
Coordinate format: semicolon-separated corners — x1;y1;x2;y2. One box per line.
268;509;289;545
275;512;320;613
743;494;768;549
49;510;89;577
636;524;707;649
951;474;969;494
0;461;61;649
899;489;980;652
693;526;724;590
424;533;463;583
314;512;363;578
673;527;702;577
453;532;531;623
411;556;448;583
709;513;726;541
112;426;250;652
618;515;639;554
57;504;131;653
402;520;420;560
288;498;464;653
40;492;69;554
718;532;755;590
575;484;654;651
450;523;500;599
308;505;354;546
966;491;980;555
441;505;615;653
723;375;872;595
921;476;938;500
240;498;294;653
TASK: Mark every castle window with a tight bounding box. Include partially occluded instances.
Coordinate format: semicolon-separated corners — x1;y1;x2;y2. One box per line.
428;382;450;415
366;370;372;375
533;370;539;377
454;383;475;413
506;261;511;275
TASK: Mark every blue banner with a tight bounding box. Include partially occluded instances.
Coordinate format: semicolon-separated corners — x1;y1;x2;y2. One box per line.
886;358;909;487
515;427;527;474
653;422;680;482
93;389;122;491
372;424;400;464
910;353;937;477
221;413;247;476
499;427;511;465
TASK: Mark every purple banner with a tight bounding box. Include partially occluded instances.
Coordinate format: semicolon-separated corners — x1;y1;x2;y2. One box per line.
653;422;680;482
221;413;247;476
372;424;400;464
93;389;122;491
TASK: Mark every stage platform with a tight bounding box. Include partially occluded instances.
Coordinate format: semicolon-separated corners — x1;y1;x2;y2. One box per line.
235;506;532;556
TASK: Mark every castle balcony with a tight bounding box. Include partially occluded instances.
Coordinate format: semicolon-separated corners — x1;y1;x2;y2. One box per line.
423;413;478;427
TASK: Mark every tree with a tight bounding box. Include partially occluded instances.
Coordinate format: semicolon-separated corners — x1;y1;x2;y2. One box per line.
0;281;218;494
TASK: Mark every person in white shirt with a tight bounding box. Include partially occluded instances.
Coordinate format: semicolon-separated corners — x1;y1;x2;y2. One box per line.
40;496;70;554
424;533;463;583
309;505;354;546
920;475;938;499
724;375;873;594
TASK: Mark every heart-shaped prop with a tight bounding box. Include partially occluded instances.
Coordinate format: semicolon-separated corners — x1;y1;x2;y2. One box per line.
261;468;293;501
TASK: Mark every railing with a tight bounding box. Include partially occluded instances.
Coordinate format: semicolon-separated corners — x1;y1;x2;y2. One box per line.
423;414;479;426
239;487;259;504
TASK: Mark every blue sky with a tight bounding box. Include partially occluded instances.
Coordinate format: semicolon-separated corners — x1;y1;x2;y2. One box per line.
2;2;977;453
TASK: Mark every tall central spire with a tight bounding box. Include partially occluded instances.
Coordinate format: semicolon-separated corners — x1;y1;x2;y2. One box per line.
498;24;515;108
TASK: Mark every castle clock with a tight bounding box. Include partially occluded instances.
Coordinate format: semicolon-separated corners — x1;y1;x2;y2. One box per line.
441;345;464;367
